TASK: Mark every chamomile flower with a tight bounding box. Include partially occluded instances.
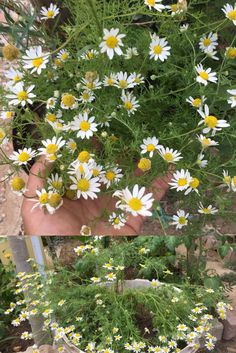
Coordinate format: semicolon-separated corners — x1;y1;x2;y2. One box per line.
196;153;208;168
101;166;123;188
227;89;236;107
0;128;8;145
198;104;230;135
172;209;189;229
121;92;140;115
166;3;183;16
69;166;101;200
7;82;36;107
184;177;200;195
130;73;145;86
115;71;135;90
169;169;192;192
108;212;126;229
158;147;182;163
105;272;116;281
140;137;161;158
60;93;78;110
81;49;99;60
5;67;23;85
0;110;14;120
40;3;60;20
70;112;98;139
81;77;102;91
186;96;206;108
195;64;217;86
180;23;189;32
79;90;95;103
205;50;219;61
47;173;63;191
199;32;218;53
22;46;49;74
67;139;77;154
10;176;26;196
222;3;236;25
89;161;104;178
38;136;66;162
98;115;112;128
46;97;57;110
45;110;62;124
124;47;139;60
9;148;37;166
57;49;70;62
114;184;154;217
99;28;126;60
197;134;219;148
103;73;118;87
231;176;236;192
225;46;236;59
223;170;231;189
144;0;165;12
46;191;63;214
149;37;171;61
32;189;49;211
205;341;215;351
198;203;218;215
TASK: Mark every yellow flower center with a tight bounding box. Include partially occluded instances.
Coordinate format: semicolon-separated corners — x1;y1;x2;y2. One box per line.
204;115;218;128
114;217;120;225
39;193;48;204
128;197;142;211
11;176;25;191
178;216;186;225
226;47;236;59
46;113;57;122
147;0;155;5
61;52;68;61
77;178;90;192
119;80;128;89
193;98;201;107
49;154;57;161
47;10;55;18
0;129;5;140
86;82;95;90
147;143;155;152
232;176;236;186
199;71;209;81
124;101;133;110
61;94;75;107
54;59;63;67
228;10;236;20
93;169;99;177
178;178;187;187
203;208;210;214
69;141;77;150
82;92;90;100
87;52;94;59
106;171;115;181
48;193;62;207
18;151;30;162
107;78;114;86
78;150;90;163
202;138;210;146
17;91;28;101
51;180;62;189
106;36;118;49
138;158;151;172
134;77;141;83
224;175;231;184
6;111;14;119
80;121;90;131
163;152;173;162
189;177;200;189
153;45;163;55
46;143;58;154
171;4;178;12
14;75;21;82
203;38;211;47
32;57;43;68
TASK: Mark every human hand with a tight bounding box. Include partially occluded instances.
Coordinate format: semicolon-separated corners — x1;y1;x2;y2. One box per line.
21;157;172;236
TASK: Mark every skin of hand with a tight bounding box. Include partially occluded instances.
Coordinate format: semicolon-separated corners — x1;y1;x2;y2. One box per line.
21;157;172;236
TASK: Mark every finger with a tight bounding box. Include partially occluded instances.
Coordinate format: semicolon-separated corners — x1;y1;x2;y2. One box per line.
150;171;173;201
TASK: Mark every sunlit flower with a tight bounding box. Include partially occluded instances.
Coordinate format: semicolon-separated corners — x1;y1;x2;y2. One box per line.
198;104;230;135
22;46;49;74
186;96;206;108
198;203;218;214
197;134;219;148
144;0;165;12
79;90;95;103
9;148;37;166
7;82;36;107
227;89;236;107
196;153;208;168
5;67;23;85
222;3;236;25
101;166;123;188
124;47;139;59
169;169;192;192
172;209;189;229
38;136;66;162
195;64;217;85
70;166;101;200
149;37;171;61
184;177;200;195
70;112;98;139
199;32;218;53
108;212;126;229
10;176;26;196
140;137;161;157
81;49;99;60
81;77;102;91
115;71;135;90
103;73;118;87
99;28;126;60
121;92;140;115
47;173;63;191
40;3;60;19
57;49;70;62
0;110;14;120
158;146;182;163
105;272;116;281
225;46;236;59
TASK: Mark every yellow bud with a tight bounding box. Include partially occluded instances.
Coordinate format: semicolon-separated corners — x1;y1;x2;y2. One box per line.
65;189;77;200
48;193;62;207
2;43;20;61
138;158;151;172
10;176;25;191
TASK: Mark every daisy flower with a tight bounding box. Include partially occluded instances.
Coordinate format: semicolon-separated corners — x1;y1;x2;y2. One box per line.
195;64;217;86
32;188;49;211
70;112;98;139
5;67;23;85
198;203;218;215
149;37;171;61
99;28;126;60
114;184;154;217
10;176;26;196
166;3;183;16
46;191;63;214
105;272;116;281
57;49;70;62
144;0;165;12
7;82;36;107
158;146;182;163
47;173;63;191
79;90;95;103
223;170;231;189
121;92;140;115
9;148;37;166
222;3;236;25
184;177;200;195
199;32;218;53
22;46;49;75
124;47;139;60
69;166;101;200
40;3;60;20
196;153;208;168
115;71;135;90
169;169;192;192
81;49;99;60
130;73;145;86
172;209;189;229
101;166;123;188
0;111;14;120
67;139;77;154
227;89;236;107
38;136;66;162
205;50;219;61
225;46;236;59
198;104;230;135
46;97;57;110
197;134;218;148
60;93;78;110
98;115;112;128
0;128;8;146
186;96;206;109
103;73;118;87
108;212;126;229
81;77;102;91
140;137;162;157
